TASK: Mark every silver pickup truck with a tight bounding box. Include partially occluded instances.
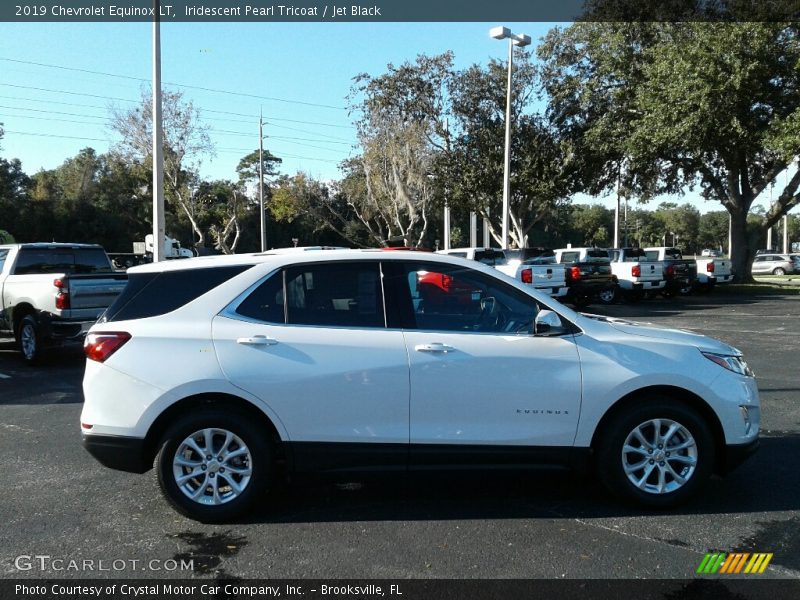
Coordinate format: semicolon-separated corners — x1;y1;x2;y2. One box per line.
0;243;127;363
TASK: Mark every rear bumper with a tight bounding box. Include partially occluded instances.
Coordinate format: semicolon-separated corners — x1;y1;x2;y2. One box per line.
82;434;150;474
568;281;614;298
718;438;760;475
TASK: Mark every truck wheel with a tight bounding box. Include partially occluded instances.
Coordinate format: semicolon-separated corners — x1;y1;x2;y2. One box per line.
595;399;714;508
661;289;676;299
679;283;694;295
598;287;617;305
17;315;41;364
156;410;271;523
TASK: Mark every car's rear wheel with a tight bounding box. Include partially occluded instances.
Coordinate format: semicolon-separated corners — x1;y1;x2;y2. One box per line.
156;410;270;522
595;399;714;508
773;267;786;276
17;315;41;364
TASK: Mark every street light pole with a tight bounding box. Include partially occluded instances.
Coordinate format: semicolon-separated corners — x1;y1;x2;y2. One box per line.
151;0;165;262
490;26;530;250
259;109;266;252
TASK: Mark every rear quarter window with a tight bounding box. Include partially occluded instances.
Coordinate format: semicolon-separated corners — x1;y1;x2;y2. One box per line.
102;265;254;322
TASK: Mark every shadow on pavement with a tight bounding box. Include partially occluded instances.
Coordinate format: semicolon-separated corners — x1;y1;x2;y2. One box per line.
240;433;800;525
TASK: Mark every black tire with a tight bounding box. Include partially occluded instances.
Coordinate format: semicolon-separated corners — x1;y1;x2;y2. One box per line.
595;398;715;508
679;283;694;296
661;289;677;299
156;409;271;523
773;267;786;276
598;286;617;305
16;314;42;364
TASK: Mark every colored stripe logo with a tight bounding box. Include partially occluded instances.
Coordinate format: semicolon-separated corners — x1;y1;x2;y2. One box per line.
697;552;773;574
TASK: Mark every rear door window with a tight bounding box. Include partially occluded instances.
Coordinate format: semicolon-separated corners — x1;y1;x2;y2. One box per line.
284;262;385;328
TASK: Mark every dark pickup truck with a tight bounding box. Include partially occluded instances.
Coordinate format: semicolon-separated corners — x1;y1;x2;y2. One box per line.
553;247;616;308
644;247;698;296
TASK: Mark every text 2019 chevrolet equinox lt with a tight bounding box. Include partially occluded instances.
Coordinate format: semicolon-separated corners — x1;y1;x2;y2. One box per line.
81;249;759;522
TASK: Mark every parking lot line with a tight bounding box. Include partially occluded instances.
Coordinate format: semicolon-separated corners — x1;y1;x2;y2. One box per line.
0;373;10;379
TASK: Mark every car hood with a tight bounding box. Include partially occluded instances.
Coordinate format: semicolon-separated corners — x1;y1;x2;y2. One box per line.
578;313;740;355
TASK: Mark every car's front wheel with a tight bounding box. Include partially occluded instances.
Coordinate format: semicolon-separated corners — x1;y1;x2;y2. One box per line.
595;399;714;508
156;410;271;522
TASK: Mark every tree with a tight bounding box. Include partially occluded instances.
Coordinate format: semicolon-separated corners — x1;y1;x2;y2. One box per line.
539;22;800;280
110;88;213;248
446;55;577;248
349;55;453;246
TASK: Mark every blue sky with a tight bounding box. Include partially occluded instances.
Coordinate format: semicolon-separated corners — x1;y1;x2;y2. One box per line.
0;21;788;215
0;22;553;179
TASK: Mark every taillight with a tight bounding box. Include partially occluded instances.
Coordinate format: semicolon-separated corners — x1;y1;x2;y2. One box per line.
84;332;131;362
665;265;675;279
707;262;715;273
568;266;581;281
521;268;533;284
632;265;641;278
54;278;70;310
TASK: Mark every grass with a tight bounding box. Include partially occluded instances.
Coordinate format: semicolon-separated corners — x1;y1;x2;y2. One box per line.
753;274;798;281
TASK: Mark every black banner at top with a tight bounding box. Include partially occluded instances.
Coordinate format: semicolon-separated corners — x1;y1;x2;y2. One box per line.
1;0;800;22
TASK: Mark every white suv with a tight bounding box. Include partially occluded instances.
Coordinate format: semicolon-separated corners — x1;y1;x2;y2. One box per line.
81;249;760;522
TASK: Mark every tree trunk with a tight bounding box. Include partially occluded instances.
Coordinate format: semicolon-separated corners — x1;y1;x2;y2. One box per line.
728;208;757;283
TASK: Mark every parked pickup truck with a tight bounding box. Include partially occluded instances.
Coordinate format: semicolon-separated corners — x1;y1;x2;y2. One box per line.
553;247;616;307
0;243;127;362
695;256;733;290
438;247;568;299
644;247;698;296
606;247;666;302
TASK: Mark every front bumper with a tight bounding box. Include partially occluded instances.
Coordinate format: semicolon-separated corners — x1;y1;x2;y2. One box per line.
82;434;150;474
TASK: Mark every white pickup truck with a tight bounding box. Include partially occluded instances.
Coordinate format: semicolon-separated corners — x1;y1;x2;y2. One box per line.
0;243;127;362
438;247;569;299
606;247;666;301
695;256;733;290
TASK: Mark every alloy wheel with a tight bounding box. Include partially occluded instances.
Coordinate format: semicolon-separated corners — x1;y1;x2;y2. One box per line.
621;418;698;495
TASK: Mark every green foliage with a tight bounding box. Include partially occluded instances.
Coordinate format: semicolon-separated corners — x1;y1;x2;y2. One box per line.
538;22;800;280
0;229;14;243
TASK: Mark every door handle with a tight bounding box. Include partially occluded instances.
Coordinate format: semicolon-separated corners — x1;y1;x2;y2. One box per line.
414;342;455;353
236;335;278;346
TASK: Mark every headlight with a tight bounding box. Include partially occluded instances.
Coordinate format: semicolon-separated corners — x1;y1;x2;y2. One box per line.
701;351;754;377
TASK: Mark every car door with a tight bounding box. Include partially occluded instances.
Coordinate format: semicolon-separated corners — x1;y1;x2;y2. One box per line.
752;256;766;274
212;261;410;471
383;260;582;463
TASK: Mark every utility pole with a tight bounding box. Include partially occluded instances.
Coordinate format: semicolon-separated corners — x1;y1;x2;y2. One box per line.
614;167;621;248
259;109;266;252
151;0;165;263
784;214;789;254
469;211;477;247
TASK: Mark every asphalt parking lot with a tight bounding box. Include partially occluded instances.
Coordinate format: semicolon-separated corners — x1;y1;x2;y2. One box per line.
1;292;799;581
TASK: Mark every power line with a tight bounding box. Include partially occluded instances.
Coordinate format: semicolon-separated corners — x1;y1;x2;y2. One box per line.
0;56;348;111
4;129;346;165
0;106;353;148
0;84;356;131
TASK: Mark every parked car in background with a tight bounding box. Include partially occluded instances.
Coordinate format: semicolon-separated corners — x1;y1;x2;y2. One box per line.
0;243;127;362
553;247;616;306
695;256;733;290
701;249;722;257
606;247;666;302
751;254;796;276
438;247;568;300
644;247;698;296
81;249;760;522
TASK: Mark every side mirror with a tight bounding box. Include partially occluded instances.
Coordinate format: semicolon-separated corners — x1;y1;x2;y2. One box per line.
534;309;567;336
